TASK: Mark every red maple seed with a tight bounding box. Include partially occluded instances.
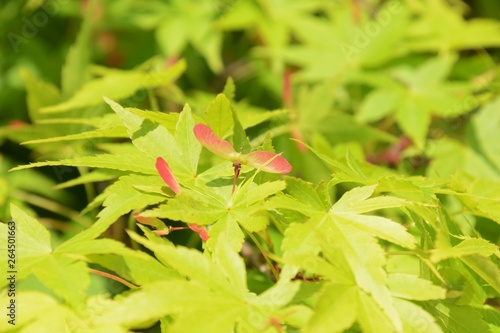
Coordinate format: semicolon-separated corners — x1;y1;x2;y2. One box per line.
188;224;210;241
193;124;238;158
154;157;209;241
155;157;182;194
193;124;292;175
246;151;292;175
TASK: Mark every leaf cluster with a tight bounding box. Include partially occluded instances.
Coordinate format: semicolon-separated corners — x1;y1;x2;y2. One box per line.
0;1;499;332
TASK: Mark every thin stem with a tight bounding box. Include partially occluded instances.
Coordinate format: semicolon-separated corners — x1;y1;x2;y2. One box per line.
232;162;241;194
170;226;188;231
259;230;274;249
244;229;280;281
148;89;160;111
266;252;285;265
153;226;187;236
89;268;138;289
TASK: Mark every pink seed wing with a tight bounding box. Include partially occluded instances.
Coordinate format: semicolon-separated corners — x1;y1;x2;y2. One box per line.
188;224;210;241
198;228;210;241
188;224;202;232
155;157;182;194
193;124;236;158
246;151;292;174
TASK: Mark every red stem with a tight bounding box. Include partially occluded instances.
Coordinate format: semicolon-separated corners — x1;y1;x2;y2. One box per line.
351;0;361;24
232;162;241;194
282;70;293;109
89;268;138;289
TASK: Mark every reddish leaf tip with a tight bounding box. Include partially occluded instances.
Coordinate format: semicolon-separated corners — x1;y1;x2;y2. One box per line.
155;157;182;194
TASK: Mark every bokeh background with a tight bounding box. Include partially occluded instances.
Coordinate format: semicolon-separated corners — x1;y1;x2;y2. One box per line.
1;0;499;242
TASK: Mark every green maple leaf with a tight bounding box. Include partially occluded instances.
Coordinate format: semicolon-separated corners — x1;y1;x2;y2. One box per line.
357;54;474;148
407;0;500;52
155;1;224;72
105;97;199;180
424;303;492;333
280;2;409;81
218;0;325;73
142;166;285;251
122;231;301;332
63;174;167;247
292;81;397;149
275;181;420;332
0;203;177;313
127;96;290;252
43;61;185;113
0;291;83;332
468;97;500;174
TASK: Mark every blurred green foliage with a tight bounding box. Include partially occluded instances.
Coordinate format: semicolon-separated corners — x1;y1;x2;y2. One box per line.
0;0;499;332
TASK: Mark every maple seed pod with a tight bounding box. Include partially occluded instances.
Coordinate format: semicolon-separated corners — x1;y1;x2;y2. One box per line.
193;123;292;174
246;151;292;175
155;157;182;194
193;123;238;158
188;224;210;241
